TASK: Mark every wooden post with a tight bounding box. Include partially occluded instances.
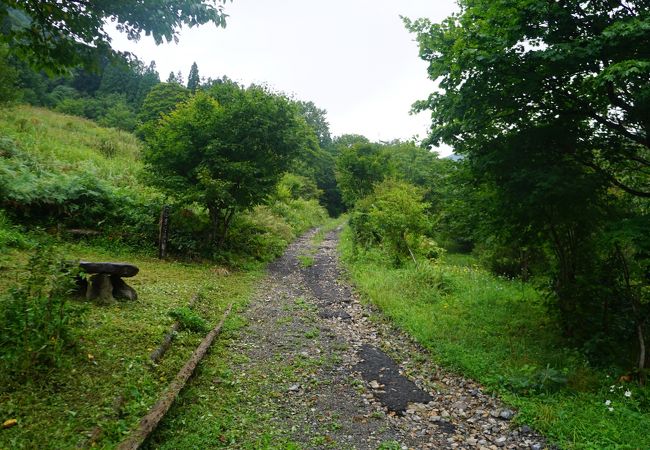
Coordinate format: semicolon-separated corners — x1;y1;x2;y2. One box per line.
158;205;170;259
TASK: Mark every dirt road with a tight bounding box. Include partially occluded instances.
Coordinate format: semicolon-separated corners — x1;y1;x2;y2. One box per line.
150;228;548;449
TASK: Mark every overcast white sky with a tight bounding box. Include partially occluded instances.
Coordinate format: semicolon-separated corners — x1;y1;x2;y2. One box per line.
110;0;458;155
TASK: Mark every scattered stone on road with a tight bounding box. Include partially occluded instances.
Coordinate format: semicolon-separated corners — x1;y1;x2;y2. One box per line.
221;228;551;449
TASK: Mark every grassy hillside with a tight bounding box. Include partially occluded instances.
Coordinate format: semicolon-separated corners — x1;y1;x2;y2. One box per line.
0;105;143;185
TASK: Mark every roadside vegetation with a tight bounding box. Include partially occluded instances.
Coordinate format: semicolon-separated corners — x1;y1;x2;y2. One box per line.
341;232;650;448
329;2;648;447
0;0;648;448
0;238;262;449
0;99;330;448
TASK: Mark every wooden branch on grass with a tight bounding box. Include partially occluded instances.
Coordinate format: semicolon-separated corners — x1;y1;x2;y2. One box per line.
149;293;201;364
117;303;233;450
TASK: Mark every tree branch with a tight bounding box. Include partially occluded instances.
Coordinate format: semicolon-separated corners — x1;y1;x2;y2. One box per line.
582;160;650;198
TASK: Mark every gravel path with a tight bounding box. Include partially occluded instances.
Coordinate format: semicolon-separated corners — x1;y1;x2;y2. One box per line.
227;228;550;449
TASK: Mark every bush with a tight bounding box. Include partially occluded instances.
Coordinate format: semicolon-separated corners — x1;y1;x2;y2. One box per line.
349;178;434;265
0;45;19;104
0;244;85;380
99;99;137;131
0;144;159;245
270;198;328;235
166;206;212;258
226;206;295;262
274;173;322;202
0;210;29;250
46;85;80;107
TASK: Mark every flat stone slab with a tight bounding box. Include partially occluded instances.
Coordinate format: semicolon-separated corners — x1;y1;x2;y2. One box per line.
79;261;139;277
355;344;432;414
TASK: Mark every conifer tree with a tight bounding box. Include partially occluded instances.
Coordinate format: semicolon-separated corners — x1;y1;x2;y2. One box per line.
187;62;200;93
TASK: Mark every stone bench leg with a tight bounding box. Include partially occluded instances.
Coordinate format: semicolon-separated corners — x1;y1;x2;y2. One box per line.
111;276;137;301
86;274;114;304
86;275;137;303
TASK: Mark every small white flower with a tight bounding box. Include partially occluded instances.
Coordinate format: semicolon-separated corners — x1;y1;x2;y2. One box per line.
608;407;614;412
618;385;623;389
610;385;615;389
624;390;632;398
605;400;611;406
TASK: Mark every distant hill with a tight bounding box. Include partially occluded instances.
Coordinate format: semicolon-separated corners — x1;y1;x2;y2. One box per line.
444;153;463;161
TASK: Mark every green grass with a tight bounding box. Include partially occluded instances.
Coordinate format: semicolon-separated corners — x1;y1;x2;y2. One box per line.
0;101;334;449
311;215;348;247
0;105;144;187
339;226;650;450
0;242;264;449
141;319;304;450
297;253;315;268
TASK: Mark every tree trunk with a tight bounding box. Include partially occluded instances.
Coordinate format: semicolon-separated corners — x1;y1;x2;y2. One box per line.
209;206;236;249
616;244;647;385
637;323;647;385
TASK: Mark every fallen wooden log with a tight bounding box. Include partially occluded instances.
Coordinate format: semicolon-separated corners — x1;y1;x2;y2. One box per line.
116;303;234;450
149;293;201;364
65;228;101;236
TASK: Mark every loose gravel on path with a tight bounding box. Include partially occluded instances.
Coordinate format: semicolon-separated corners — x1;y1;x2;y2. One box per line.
224;228;550;449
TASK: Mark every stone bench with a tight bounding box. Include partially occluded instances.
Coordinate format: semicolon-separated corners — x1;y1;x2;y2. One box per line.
79;261;139;303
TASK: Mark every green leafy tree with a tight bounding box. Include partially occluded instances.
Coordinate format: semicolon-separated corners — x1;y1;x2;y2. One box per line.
99;98;137;131
145;88;311;247
406;0;650;367
296;100;332;148
0;1;230;73
98;57;160;108
336;142;392;207
136;82;190;140
405;0;649;198
0;44;19;103
333;134;370;153
187;62;200;93
134;61;161;107
166;71;182;85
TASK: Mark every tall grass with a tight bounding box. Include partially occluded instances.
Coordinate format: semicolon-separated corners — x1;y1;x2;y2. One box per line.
0;105;143;187
340;226;650;449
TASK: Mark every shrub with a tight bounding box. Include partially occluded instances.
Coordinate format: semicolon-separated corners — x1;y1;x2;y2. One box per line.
274;173;322;202
99;99;137;131
46;85;80;107
166;206;212;258
227;206;295;261
0;144;159;246
0;244;85;380
349;178;434;265
0;210;29;250
270;198;328;235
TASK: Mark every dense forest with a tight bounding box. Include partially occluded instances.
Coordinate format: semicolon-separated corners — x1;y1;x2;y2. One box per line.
0;0;648;449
